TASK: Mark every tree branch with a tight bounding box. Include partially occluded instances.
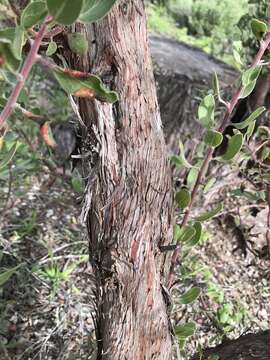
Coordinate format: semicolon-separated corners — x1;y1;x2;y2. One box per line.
169;33;270;287
0;16;52;128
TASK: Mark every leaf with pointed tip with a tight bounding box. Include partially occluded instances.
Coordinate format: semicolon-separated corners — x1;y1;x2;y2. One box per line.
180;287;201;305
21;1;48;29
221;133;243;161
53;69;118;103
46;0;83;25
79;0;117;24
195;203;223;222
46;41;57;56
234;106;265;129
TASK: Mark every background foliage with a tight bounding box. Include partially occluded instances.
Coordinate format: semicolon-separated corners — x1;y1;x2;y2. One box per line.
146;0;249;64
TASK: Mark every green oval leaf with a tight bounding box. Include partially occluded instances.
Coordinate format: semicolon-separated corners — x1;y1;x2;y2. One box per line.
21;1;48;29
187;167;199;187
11;25;25;60
250;18;268;40
175;188;191;209
242;66;262;86
198;94;215;128
240;65;262;99
46;41;58;56
203;129;223;148
246;121;256;140
175;322;196;339
240;81;256;99
186;221;202;247
234;106;265;130
180;287;201;305
221;133;243;161
176;225;196;243
0;43;20;72
232;41;243;68
195;203;223;222
67;33;88;55
0;28;15;44
46;0;83;25
173;224;181;241
79;0;117;24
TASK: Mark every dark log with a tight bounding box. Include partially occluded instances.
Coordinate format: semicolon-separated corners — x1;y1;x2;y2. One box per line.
149;35;238;151
190;330;270;360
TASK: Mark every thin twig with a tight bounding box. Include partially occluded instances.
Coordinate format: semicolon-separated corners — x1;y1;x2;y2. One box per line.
0;16;52;127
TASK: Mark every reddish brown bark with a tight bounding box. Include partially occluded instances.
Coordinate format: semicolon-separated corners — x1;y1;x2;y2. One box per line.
68;1;174;359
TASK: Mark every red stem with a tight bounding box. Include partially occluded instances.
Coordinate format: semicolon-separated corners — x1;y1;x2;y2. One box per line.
169;33;270;287
0;17;51;127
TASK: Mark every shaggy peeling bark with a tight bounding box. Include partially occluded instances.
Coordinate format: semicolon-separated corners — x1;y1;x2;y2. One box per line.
68;1;173;359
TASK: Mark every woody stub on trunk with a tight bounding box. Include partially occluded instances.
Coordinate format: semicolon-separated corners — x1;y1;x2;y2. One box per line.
67;1;174;359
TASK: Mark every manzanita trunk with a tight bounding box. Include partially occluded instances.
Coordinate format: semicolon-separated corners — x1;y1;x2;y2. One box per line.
68;1;174;359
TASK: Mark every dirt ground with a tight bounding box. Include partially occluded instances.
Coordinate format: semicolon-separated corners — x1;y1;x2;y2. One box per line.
0;170;269;360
